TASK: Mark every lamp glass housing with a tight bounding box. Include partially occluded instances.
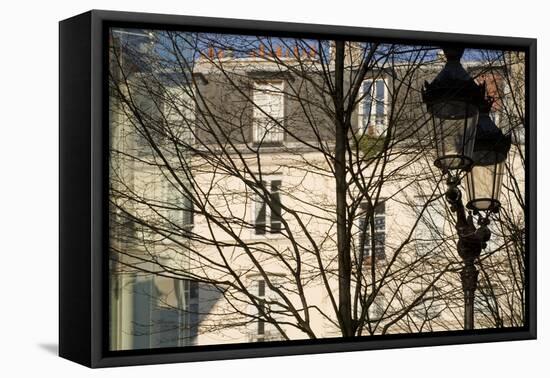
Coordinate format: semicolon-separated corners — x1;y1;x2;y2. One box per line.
430;100;479;171
465;110;511;213
465;155;505;212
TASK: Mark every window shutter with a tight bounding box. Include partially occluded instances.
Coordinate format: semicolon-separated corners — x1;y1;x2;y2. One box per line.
267;277;282;336
258;280;266;297
255;189;267;234
183;192;194;227
270;180;282;233
257;299;265;335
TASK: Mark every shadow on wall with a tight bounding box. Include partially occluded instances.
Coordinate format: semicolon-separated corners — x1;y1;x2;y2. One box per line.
197;283;224;335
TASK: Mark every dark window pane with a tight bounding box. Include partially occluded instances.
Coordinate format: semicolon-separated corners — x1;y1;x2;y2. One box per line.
364;245;371;257
375;80;385;121
258;280;265;297
270;222;282;233
374;201;385;214
189;303;199;338
255;223;266;235
190;280;199;299
363;80;372;116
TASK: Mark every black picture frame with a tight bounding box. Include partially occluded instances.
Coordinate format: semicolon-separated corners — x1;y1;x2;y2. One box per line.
59;9;537;368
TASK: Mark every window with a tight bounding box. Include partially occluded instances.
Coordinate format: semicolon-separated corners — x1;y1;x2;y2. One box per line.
368;295;386;321
187;280;200;344
165;181;194;229
254;179;283;235
189;280;199;299
357;201;386;263
129;275;200;349
248;277;283;342
258;280;266;297
359;78;387;135
257;280;266;335
132;85;195;157
474;285;498;317
414;197;445;257
252;81;285;144
133;89;162;157
163;86;195;146
150;277;190;348
412;286;444;320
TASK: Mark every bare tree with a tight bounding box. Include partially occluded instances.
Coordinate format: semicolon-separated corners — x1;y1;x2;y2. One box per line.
107;29;526;348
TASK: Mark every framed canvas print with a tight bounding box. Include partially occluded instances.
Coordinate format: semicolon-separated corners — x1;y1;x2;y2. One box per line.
59;10;536;368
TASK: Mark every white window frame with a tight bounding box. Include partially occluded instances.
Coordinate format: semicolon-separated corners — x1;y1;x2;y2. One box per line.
252;80;285;144
358;77;388;136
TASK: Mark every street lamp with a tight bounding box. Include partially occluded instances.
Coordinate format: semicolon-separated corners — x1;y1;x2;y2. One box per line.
465;99;512;213
422;48;511;330
422;47;486;172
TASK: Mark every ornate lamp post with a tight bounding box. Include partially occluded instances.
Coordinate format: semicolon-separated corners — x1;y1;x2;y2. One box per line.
422;48;511;330
422;47;485;172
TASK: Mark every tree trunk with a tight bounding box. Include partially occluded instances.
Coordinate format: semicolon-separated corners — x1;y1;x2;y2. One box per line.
334;40;353;337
